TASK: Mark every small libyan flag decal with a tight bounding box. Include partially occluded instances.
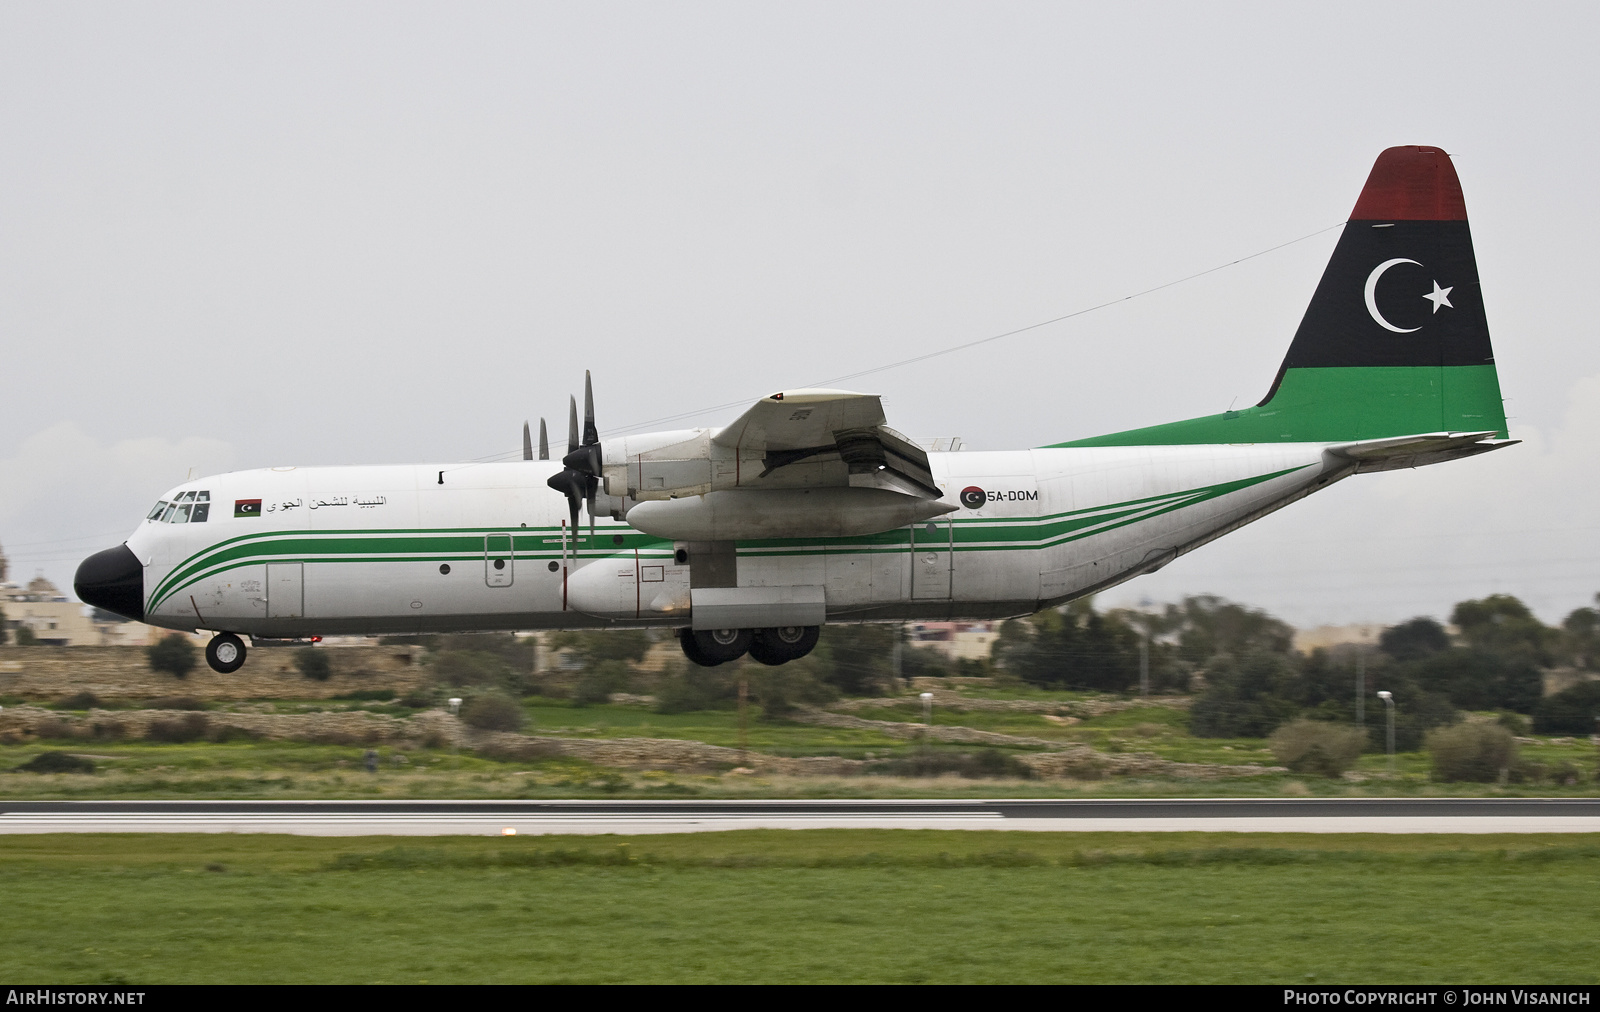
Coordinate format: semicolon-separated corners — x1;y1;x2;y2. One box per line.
234;499;262;518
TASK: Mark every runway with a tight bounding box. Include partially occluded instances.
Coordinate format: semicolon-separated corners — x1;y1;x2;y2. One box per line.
2;798;1599;835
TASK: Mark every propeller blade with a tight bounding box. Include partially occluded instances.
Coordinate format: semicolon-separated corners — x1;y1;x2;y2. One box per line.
522;421;533;461
538;418;549;460
582;370;599;447
567;396;579;457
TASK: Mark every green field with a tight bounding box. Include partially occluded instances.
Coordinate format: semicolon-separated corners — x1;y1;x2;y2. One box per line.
0;830;1596;983
6;690;1599;798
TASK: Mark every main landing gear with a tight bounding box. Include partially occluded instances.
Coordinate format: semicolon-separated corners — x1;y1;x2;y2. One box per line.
678;626;819;667
205;632;247;673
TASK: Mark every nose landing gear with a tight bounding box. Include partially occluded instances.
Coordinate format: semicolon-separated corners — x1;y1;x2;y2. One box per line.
205;632;247;673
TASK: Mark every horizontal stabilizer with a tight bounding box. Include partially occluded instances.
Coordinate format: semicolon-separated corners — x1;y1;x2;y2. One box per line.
1326;431;1518;472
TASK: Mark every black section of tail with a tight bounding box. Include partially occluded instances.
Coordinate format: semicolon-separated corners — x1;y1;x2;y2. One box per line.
1259;219;1493;404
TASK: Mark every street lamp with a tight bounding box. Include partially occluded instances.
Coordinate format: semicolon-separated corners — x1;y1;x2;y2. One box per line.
1376;691;1395;774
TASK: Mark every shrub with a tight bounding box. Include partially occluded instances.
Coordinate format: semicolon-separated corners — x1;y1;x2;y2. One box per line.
1426;722;1517;782
460;693;525;732
655;664;738;714
1189;652;1301;738
147;634;197;678
572;660;633;707
31;717;76;740
1495;710;1530;735
399;687;437;709
295;647;332;681
866;748;1034;779
1532;681;1600;735
16;751;95;774
146;713;210;743
430;649;511;688
147;696;207;711
1511;758;1585;786
751;663;837;720
1267;719;1367;777
14;627;37;646
53;692;102;710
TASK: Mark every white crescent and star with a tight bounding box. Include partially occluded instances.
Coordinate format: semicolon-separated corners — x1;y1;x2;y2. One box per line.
1364;258;1454;333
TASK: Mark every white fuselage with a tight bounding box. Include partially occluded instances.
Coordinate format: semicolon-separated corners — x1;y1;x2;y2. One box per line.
129;443;1347;637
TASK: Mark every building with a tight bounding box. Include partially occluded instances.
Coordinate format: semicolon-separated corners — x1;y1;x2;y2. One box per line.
909;621;998;662
1;572;170;648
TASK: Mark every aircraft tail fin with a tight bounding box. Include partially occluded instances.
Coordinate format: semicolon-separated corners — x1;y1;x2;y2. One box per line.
1055;146;1508;448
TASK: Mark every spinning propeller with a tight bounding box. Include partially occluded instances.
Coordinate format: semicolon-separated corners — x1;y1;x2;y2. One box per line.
546;371;602;535
523;419;550;460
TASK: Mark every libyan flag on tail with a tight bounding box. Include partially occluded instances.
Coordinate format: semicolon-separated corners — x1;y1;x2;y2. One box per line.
234;499;262;518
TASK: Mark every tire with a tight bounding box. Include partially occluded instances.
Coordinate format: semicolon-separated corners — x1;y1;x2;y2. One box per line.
677;627;722;667
749;626;820;666
205;632;247;674
690;627;752;665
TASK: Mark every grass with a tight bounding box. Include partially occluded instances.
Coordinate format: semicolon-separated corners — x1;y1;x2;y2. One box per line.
0;830;1597;983
520;700;906;753
5;690;1600;797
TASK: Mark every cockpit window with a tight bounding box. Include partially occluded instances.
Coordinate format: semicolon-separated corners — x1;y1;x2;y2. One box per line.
152;491;211;524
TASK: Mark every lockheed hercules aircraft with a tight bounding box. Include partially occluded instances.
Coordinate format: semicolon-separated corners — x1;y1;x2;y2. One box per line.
77;146;1512;674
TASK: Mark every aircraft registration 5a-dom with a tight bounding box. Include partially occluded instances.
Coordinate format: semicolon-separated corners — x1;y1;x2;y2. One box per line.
76;146;1513;674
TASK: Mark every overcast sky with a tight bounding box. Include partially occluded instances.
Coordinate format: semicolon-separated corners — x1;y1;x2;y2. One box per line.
3;2;1596;629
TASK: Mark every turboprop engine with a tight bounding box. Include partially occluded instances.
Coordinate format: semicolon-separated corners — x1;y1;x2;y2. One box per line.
623;486;955;541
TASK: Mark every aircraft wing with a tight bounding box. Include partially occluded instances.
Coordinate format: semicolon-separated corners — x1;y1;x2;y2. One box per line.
603;388;943;504
710;389;942;499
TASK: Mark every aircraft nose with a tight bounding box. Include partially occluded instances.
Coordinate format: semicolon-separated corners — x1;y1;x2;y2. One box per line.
74;544;145;622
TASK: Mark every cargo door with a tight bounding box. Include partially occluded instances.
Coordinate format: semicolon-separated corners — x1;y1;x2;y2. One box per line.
485;534;514;587
910;519;952;599
266;562;304;619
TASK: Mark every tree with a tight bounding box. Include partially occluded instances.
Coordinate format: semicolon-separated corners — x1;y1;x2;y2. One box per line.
0;604;8;645
1559;598;1600;669
1170;595;1294;664
1532;681;1600;735
146;634;196;678
1188;652;1301;737
1407;648;1541;713
992;604;1142;692
1379;617;1450;662
814;625;898;695
1450;595;1552;663
547;630;651;666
